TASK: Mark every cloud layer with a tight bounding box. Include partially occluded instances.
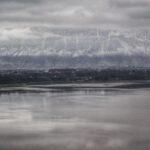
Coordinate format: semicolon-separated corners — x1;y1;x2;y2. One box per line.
0;0;150;28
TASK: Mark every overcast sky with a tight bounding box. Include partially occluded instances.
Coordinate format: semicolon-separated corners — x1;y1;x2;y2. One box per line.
0;0;150;29
0;0;150;42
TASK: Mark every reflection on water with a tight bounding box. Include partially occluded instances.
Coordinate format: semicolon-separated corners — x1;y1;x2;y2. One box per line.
0;84;150;150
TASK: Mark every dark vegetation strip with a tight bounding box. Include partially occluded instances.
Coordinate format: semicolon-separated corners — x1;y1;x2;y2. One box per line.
0;68;150;85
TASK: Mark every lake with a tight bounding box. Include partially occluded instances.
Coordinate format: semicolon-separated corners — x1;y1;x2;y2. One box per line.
0;83;150;150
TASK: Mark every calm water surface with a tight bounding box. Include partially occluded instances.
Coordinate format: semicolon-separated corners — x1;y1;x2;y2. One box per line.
0;83;150;150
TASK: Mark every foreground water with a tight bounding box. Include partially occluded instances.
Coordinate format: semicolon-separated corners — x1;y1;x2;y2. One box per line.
0;83;150;150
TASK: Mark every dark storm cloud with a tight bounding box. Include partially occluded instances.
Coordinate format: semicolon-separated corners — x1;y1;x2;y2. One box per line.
0;0;150;28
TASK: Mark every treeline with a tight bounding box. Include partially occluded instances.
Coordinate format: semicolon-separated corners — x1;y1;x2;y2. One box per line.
0;68;150;84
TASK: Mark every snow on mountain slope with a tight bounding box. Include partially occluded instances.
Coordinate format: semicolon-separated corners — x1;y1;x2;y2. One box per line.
0;27;150;69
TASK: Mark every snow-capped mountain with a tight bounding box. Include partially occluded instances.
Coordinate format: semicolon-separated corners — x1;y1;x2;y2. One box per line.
0;27;150;69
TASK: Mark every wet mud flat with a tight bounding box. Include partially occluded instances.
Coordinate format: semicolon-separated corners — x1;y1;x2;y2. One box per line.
0;83;150;150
